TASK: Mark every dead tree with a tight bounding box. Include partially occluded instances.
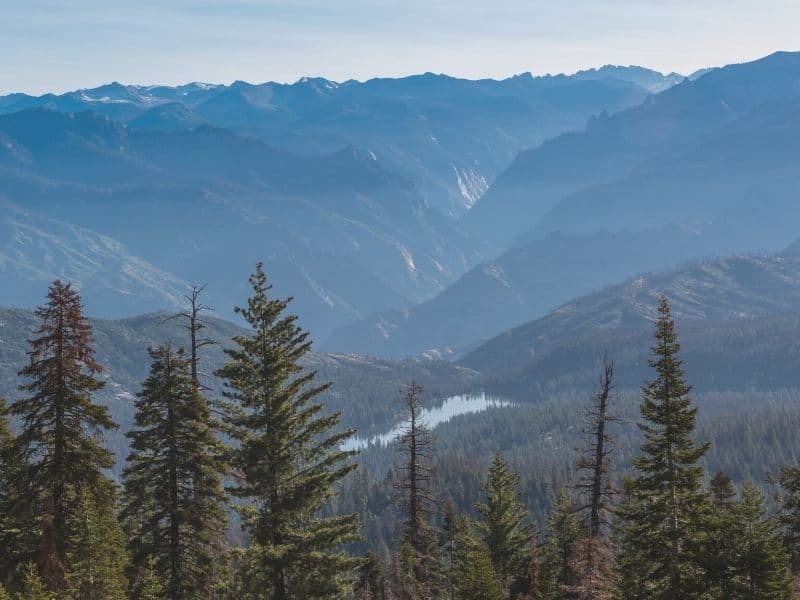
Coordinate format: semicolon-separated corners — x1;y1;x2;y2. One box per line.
395;382;435;544
571;360;619;599
161;284;216;389
394;382;441;594
576;360;618;537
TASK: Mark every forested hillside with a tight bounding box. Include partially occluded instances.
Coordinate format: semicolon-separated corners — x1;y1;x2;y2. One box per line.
0;304;474;476
5;275;800;598
341;254;800;563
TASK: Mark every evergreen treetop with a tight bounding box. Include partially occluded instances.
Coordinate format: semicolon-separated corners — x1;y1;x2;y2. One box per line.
476;452;535;598
122;344;228;599
217;263;361;599
10;280;117;591
615;295;709;599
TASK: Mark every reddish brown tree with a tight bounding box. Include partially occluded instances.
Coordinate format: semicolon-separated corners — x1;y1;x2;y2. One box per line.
11;281;117;590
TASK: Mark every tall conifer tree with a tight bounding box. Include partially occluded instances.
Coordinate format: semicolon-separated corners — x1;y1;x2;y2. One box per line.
65;484;129;600
10;280;117;591
476;452;535;597
541;489;581;599
122;345;228;599
776;462;800;573
452;520;505;600
0;397;29;586
615;296;709;599
393;382;442;597
733;485;792;599
217;263;360;599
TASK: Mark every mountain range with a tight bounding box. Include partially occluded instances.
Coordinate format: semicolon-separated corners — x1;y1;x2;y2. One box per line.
3;53;800;360
0;67;672;339
0;68;666;217
330;51;800;356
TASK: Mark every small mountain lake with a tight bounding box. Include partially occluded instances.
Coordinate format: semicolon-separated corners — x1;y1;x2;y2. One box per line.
342;392;512;450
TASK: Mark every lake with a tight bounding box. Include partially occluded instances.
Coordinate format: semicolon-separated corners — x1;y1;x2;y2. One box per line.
342;392;512;450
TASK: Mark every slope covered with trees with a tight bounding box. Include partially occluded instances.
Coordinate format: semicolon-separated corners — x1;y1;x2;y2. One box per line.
3;260;800;597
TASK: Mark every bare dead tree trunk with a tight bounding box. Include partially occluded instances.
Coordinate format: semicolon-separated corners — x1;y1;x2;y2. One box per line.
161;284;215;390
394;382;440;593
573;359;619;599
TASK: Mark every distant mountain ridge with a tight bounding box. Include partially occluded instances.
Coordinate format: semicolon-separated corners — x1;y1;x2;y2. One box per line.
10;54;800;359
460;249;800;379
571;64;685;92
0;68;671;217
323;225;738;357
465;50;800;246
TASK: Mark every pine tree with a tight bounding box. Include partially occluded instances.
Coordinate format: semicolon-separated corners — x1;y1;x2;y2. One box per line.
703;471;738;597
122;344;228;599
354;551;388;600
17;563;50;600
10;280;117;591
65;483;129;600
441;499;459;600
0;397;30;587
614;296;709;599
393;382;442;597
452;519;505;600
731;485;792;599
217;263;360;599
476;452;535;597
776;462;800;573
541;489;580;599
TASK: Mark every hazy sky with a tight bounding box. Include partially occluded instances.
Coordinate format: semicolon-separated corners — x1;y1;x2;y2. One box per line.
3;0;800;94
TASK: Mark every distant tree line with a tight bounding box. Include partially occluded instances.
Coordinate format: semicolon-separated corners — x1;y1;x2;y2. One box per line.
2;271;800;599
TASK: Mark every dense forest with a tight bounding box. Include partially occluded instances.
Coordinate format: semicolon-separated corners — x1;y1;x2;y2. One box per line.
3;268;800;599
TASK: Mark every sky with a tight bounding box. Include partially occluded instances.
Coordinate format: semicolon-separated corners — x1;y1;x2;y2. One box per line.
2;0;800;95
